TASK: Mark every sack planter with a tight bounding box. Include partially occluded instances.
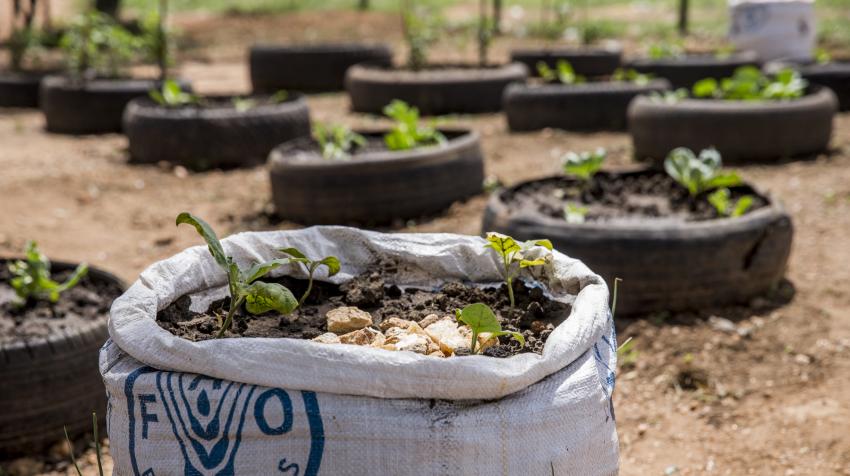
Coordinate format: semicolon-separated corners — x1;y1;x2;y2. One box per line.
124;93;311;171
40;76;191;134
345;63;528;115
628;87;838;163
0;70;58;108
510;46;623;78
1;258;124;455
626;52;759;89
504;78;670;132
482;169;793;315
249;43;393;93
102;226;619;475
268;129;484;224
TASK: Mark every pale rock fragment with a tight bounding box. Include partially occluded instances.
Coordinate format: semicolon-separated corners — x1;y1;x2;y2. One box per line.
327;306;373;334
339;327;385;346
312;332;341;344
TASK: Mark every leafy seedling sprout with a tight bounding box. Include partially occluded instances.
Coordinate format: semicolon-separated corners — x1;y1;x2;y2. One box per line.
612;68;652;86
149;79;198;107
313;122;367;160
8;241;88;305
383;99;446;151
484;232;553;310
708;188;754;217
176;212;298;338
664;147;742;197
564;203;588;223
455;303;524;354
692;66;807;101
279;247;340;306
537;60;585;84
562;148;606;183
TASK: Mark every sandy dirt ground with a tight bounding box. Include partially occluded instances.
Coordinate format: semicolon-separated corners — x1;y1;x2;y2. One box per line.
1;8;850;476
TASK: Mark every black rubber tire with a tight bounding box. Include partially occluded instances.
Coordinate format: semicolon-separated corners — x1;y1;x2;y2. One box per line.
269;130;484;224
0;263;125;456
124;94;311;171
0;71;54;108
346;63;528;115
798;62;850;112
249;43;393;93
510;47;622;78
504;79;670;132
628;87;837;164
626;53;760;89
40;76;190;135
482;170;793;315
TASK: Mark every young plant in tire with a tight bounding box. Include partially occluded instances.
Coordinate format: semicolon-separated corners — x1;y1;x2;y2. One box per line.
176;212;298;338
278;247;340;306
383;100;446;151
537;60;585;85
611;68;652;86
60;11;146;81
664;147;742;197
484;232;553;311
8;241;88;306
313;122;367;160
149;79;198;107
708;188;754;218
455;303;525;354
562;147;605;183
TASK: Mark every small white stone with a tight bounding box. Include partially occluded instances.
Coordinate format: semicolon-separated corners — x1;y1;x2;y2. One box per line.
312;333;341;344
425;319;472;355
339;328;384;346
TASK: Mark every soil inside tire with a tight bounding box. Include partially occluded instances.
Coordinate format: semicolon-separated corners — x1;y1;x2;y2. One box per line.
275;130;461;161
156;262;571;358
0;263;123;344
500;170;768;224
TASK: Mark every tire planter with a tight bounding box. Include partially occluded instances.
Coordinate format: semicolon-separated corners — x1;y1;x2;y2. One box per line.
0;262;124;456
626;52;760;89
40;76;190;135
504;79;670;131
346;63;528;115
249;43;393;93
482;170;794;315
0;71;55;108
102;227;619;474
510;46;622;78
268;129;484;224
797;62;850;112
123;94;311;170
628;87;838;163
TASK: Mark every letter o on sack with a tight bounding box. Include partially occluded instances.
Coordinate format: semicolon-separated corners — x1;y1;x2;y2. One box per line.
254;389;294;435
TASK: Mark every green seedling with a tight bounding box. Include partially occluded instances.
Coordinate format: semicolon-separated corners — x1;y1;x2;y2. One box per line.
664;147;742;197
455;302;525;354
176;212;298;338
382;99;446;151
232;97;257;112
647;42;684;59
537;60;585;84
149;79;198;107
270;90;289;103
708;188;754;217
65;412;104;476
815;48;832;65
564;203;588;223
484;232;553;310
562;148;606;182
313;122;367;160
692;66;807;101
650;88;688;104
8;241;88;305
611;68;652;86
278;247;340;306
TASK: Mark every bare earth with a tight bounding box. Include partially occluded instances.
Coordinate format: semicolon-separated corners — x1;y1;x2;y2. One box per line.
1;10;849;476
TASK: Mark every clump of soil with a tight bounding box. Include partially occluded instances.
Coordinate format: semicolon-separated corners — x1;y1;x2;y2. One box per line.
0;262;124;345
156;263;572;358
501;170;768;224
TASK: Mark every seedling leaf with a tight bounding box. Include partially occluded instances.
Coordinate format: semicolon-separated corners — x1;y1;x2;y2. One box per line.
244;281;299;315
455;302;524;353
176;212;228;268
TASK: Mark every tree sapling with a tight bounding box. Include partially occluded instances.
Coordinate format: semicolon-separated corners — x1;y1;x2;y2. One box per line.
455;302;524;354
484;232;553;310
176;212;298;338
8;241;88;305
279;247;341;306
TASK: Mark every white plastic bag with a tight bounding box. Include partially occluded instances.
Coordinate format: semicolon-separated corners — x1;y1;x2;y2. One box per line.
101;227;619;475
729;0;816;61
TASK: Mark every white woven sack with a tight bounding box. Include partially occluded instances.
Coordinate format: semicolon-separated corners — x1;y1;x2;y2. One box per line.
102;227;619;475
729;0;816;61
